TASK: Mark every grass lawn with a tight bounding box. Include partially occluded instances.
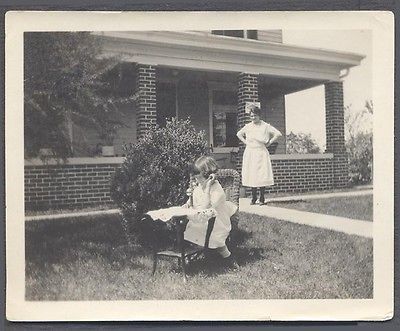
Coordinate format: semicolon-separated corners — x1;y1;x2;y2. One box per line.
269;195;373;221
25;212;373;300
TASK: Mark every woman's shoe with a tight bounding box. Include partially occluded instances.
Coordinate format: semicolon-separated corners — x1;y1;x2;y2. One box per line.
250;199;257;205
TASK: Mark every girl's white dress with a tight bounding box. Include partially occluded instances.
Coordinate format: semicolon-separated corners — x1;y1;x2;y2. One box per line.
184;181;237;249
238;120;280;188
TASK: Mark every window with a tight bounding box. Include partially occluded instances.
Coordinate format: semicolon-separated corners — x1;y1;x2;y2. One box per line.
246;30;258;40
212;30;244;38
156;81;177;127
212;90;239;148
211;30;258;40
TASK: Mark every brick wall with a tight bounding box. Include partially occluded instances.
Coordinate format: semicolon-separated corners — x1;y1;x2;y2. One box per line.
325;81;349;188
25;155;334;211
236;72;259;175
266;156;333;193
245;155;334;195
25;159;122;211
136;64;157;139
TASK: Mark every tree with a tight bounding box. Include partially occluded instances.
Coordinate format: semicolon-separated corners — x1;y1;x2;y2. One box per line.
286;132;321;154
24;32;127;160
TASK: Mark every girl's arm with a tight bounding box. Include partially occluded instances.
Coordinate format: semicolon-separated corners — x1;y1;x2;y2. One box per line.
196;176;225;210
182;198;190;208
195;175;215;209
209;181;226;209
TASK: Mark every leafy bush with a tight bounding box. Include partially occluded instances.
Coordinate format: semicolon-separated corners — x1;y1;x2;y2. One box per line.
286;131;321;154
347;132;373;185
110;118;208;243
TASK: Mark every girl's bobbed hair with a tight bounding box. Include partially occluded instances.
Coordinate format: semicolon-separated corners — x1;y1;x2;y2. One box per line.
188;156;218;178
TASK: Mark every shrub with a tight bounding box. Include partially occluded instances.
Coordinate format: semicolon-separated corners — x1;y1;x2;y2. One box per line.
347;131;373;185
110;118;208;244
344;101;373;185
286;131;321;154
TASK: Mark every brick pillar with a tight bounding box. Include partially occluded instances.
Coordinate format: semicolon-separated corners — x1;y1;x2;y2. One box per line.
135;64;157;140
325;81;349;188
236;73;259;177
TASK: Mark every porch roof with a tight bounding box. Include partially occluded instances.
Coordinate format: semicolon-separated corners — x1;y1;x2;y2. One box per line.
94;31;365;82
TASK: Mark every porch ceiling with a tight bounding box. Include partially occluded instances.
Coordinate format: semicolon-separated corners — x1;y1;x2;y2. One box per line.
260;75;326;97
156;66;325;97
94;31;365;82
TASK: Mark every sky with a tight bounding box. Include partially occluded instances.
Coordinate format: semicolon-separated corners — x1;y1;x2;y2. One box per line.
283;30;372;148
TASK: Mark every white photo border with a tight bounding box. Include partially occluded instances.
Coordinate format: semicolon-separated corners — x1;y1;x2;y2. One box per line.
5;10;394;321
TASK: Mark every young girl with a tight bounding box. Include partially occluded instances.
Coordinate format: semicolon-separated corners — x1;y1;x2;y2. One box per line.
237;105;282;205
183;156;239;269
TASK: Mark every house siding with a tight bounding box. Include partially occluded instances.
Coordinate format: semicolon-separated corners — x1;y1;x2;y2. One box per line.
260;94;286;154
71;101;136;157
112;102;137;155
257;30;283;43
177;79;210;144
71;122;99;157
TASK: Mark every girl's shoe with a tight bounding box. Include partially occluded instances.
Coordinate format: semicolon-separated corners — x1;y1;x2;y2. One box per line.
223;256;239;270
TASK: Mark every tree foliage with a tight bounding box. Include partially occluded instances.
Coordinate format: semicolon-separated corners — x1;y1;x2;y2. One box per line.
286;132;321;154
345;100;373;184
24;32;126;159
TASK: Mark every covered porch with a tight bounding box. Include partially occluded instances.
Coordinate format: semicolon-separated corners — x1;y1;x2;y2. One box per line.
96;31;363;187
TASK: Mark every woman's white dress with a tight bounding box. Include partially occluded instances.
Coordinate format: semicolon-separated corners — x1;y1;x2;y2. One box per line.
238;120;280;188
184;181;237;249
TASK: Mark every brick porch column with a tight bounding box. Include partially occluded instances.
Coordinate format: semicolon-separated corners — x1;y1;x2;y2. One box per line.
135;64;157;140
325;81;349;188
236;73;259;177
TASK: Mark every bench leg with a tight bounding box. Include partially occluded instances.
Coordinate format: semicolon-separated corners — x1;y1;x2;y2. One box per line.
180;257;187;283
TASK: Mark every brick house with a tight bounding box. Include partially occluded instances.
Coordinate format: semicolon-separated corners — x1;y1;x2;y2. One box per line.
25;30;365;210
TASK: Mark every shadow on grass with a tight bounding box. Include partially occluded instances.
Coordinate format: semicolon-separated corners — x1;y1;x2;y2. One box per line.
26;214;273;281
178;228;274;277
25;215;151;273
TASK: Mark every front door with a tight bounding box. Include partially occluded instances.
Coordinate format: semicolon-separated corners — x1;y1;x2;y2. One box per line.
211;89;239;149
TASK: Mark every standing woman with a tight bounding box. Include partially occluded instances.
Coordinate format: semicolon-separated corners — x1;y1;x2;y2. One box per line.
237;106;282;205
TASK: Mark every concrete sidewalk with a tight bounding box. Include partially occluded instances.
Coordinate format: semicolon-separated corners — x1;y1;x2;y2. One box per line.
25;209;119;222
26;189;373;238
239;198;373;238
262;188;372;203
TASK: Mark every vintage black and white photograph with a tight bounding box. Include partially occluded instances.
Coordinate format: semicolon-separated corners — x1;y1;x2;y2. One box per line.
5;11;394;321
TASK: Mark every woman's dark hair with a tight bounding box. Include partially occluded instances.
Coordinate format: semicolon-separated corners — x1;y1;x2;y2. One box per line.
249;105;262;116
